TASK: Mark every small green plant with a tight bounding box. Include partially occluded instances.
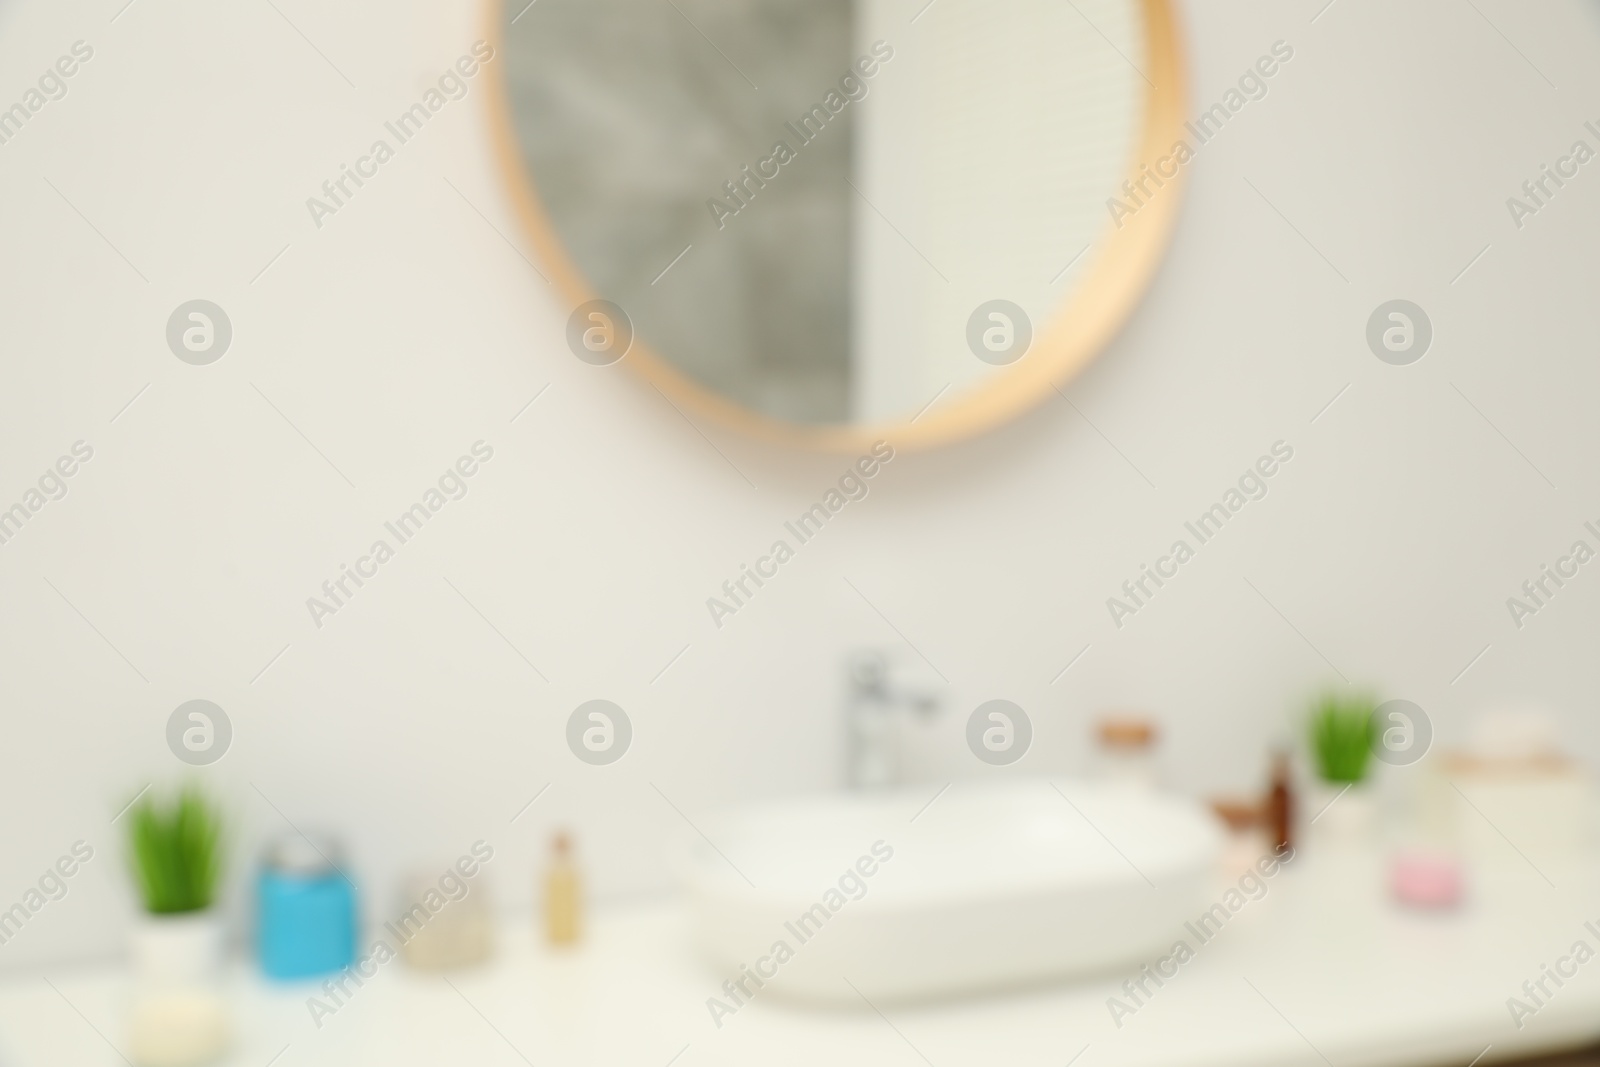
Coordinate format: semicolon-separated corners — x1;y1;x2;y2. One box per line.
126;785;223;915
1309;692;1377;784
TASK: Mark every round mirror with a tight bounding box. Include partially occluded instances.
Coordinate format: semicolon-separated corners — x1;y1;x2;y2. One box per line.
490;0;1184;449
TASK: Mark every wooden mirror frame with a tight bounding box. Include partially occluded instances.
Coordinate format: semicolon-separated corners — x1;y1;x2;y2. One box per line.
484;0;1186;452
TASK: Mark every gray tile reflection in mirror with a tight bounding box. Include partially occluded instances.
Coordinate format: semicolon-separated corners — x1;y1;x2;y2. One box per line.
506;0;853;422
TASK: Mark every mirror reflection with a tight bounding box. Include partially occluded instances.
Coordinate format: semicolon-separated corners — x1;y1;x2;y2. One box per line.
502;0;1159;429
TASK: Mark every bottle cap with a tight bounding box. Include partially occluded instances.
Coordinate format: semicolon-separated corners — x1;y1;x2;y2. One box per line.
1096;715;1156;749
263;832;344;877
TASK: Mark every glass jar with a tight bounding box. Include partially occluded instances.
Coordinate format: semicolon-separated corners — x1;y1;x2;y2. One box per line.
256;833;356;979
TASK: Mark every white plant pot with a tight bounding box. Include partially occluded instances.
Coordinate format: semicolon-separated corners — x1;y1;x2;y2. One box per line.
130;911;224;988
1309;781;1375;845
128;912;229;1067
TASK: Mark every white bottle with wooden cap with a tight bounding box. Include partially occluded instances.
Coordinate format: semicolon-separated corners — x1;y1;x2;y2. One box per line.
1096;714;1159;788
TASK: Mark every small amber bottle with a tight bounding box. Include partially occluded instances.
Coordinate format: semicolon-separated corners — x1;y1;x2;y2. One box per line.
1265;750;1294;854
544;832;582;945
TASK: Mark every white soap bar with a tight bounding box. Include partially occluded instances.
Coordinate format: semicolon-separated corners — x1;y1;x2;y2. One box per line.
128;991;229;1067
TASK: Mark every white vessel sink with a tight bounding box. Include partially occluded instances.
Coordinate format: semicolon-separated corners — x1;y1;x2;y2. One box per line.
682;778;1225;1003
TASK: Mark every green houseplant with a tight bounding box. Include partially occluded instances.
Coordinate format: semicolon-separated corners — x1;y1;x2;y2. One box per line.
127;785;223;915
1309;692;1377;784
123;785;230;1067
1306;691;1379;844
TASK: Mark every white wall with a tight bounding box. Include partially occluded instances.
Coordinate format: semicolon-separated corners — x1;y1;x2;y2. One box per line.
1;0;1598;972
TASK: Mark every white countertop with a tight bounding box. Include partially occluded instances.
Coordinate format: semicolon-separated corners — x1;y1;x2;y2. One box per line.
6;848;1600;1067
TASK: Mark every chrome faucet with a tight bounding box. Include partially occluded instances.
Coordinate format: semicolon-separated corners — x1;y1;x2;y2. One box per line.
845;651;938;789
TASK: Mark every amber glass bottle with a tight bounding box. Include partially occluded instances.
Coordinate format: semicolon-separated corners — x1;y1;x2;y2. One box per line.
1265;751;1294;853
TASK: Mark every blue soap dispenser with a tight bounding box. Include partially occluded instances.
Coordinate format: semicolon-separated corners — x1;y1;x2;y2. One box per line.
256;833;357;980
